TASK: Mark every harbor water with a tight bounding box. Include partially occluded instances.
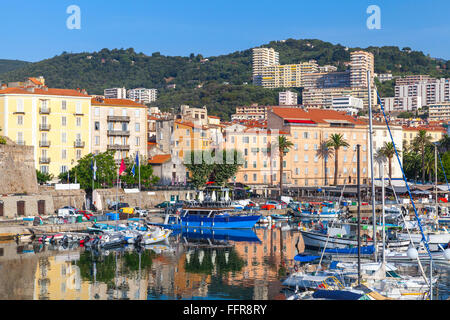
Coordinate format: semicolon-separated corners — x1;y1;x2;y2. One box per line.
0;225;448;300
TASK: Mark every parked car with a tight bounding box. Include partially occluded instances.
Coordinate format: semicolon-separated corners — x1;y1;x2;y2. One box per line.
108;202;129;210
57;207;77;217
155;201;171;208
119;207;135;215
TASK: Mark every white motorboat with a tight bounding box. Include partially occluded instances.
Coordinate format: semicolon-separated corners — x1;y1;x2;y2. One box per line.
138;226;172;245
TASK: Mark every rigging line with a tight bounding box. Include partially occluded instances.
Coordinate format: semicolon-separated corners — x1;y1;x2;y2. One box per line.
436;151;450;192
375;90;433;261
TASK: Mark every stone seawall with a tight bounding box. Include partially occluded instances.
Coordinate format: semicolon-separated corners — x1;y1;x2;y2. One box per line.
38;186;86;212
0;143;38;194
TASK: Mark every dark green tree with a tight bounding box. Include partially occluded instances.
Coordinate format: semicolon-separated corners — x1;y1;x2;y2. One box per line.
36;170;53;184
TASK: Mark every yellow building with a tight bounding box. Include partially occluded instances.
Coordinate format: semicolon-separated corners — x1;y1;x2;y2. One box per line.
268;107;370;186
402;126;446;149
0;82;91;178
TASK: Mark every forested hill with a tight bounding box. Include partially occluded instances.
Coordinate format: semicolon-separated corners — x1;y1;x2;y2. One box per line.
1;39;448;94
0;59;30;75
0;39;448;120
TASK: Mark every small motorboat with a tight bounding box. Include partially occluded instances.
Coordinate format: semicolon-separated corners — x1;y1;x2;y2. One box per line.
271;214;290;221
138;227;172;245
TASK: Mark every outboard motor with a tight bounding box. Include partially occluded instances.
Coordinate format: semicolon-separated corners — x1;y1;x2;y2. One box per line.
135;234;143;246
62;235;69;244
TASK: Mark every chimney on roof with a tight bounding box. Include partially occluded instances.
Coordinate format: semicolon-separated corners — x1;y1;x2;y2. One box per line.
81;89;87;95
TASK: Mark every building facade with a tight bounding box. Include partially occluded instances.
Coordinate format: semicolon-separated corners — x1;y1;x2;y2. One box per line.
90;97;148;162
267;107;370;186
0;84;91;178
279;91;298;106
128;88;157;104
252;48;279;86
350;51;375;88
104;87;127;99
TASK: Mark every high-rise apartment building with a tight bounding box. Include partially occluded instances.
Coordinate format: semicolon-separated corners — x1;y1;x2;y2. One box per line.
104;87;127;99
261;61;318;88
252;48;279;86
350;51;375;88
279;90;298;105
127;88;157;104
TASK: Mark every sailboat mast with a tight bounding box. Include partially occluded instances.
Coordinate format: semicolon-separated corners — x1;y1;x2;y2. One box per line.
367;70;378;262
357;144;361;286
381;161;386;264
435;144;438;219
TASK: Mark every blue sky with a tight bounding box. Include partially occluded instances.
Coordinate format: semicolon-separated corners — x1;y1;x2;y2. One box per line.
1;0;449;62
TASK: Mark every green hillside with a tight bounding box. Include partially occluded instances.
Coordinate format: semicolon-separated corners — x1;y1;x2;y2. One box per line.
1;38;448;118
0;59;30;75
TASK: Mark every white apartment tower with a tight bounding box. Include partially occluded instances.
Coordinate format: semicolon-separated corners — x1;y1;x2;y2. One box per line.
128;88;158;104
350;51;375;88
279;90;298;105
104;87;127;99
252;48;279;86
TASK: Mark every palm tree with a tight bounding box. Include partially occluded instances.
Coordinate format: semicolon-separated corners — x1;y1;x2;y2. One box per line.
316;141;334;186
379;142;399;185
326;133;349;186
277;135;293;196
423;147;435;183
412;130;433;184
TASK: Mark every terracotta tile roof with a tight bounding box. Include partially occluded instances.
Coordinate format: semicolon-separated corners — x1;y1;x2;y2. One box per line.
0;87;90;97
402;126;446;132
28;77;44;85
271;107;366;125
91;97;146;107
148;154;171;164
208;115;220;119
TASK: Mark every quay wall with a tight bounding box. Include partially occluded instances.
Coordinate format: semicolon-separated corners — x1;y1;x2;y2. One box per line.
0;194;55;218
0;143;38;195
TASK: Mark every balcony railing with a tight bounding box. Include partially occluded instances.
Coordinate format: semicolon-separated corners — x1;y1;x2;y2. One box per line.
39;157;51;164
16;140;26;146
39;141;51;147
39;107;51;114
39;124;51;131
107;115;130;122
74;140;85;148
107;144;130;151
107;130;130;136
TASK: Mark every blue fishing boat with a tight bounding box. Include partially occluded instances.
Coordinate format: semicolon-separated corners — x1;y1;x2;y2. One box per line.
177;207;261;229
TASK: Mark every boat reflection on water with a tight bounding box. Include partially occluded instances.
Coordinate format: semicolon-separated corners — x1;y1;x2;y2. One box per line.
172;228;261;247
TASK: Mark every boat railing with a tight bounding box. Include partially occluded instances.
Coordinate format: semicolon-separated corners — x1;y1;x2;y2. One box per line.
183;200;234;208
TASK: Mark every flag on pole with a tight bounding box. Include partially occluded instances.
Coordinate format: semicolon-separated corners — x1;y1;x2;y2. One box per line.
119;158;126;175
131;163;136;177
91;159;97;180
135;153;140;167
